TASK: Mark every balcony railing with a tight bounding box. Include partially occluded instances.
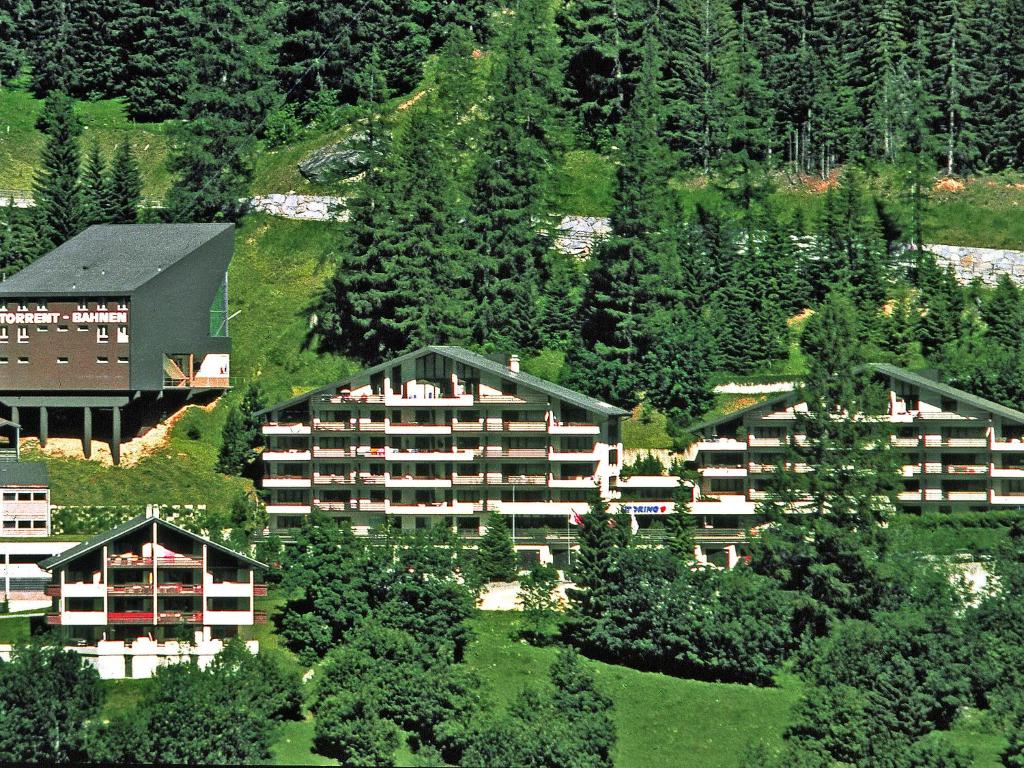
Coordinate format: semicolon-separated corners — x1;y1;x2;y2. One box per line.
108;583;152;595
44;584;61;597
109;612;154;624
107;555;154;568
156;611;203;625
157;555;203;568
253;584;268;597
156;583;203;595
45;613;61;625
254;611;268;623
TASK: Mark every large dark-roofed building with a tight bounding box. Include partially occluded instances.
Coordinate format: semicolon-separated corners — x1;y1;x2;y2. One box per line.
0;224;235;463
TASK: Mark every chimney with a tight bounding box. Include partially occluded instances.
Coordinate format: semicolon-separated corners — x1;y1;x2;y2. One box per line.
509;354;520;373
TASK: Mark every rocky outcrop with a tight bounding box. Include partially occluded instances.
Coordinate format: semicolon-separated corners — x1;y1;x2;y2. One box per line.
297;131;383;183
248;194;347;221
554;215;611;257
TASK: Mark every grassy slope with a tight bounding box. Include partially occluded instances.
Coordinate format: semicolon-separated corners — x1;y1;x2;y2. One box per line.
26;215;349;510
0;83;171;198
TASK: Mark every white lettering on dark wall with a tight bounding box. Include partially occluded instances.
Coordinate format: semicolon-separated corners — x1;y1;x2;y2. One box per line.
0;311;128;325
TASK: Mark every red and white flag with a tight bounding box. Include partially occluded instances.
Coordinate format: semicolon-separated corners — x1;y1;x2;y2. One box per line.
569;510;585;526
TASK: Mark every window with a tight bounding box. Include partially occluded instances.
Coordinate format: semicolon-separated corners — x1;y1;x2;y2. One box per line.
16;328;27;343
77;325;87;332
117;300;128;311
57;357;68;364
16;303;27;311
0;357;7;365
57;324;68;332
98;298;108;309
17;357;28;364
77;301;88;311
97;326;109;343
117;356;129;364
116;326;128;343
36;302;46;311
96;356;108;364
0;328;7;342
36;325;47;332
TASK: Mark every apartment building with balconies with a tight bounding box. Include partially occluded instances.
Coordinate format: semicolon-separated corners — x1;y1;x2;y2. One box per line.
690;363;1024;523
259;346;701;565
38;509;267;679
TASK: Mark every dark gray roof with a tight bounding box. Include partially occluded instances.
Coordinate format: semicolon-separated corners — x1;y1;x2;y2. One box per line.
689;363;1024;431
0;418;18;429
688;391;797;433
259;345;631;417
0;461;48;487
0;224;233;297
866;363;1024;424
39;513;266;571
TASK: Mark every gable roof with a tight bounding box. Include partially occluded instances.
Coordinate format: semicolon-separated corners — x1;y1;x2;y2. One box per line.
689;363;1024;432
0;224;233;297
866;363;1024;424
39;513;266;571
259;345;630;417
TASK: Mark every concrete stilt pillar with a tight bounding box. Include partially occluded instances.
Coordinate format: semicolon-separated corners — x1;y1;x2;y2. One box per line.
38;406;47;447
83;407;92;459
9;406;18;427
111;406;121;466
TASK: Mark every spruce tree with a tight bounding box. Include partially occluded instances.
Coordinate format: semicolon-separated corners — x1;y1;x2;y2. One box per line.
475;513;518;583
565;35;684;407
0;206;43;277
25;0;76;97
80;142;111;227
118;0;191;121
70;0;126;98
106;141;143;224
0;0;27;85
981;274;1024;350
165;0;282;222
216;406;249;476
466;0;565;352
33;91;84;249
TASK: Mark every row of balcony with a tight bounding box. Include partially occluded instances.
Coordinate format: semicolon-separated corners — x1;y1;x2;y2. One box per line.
265;420;600;437
106;555;204;569
265;446;600;462
46;611;268;626
270;473;598;490
698;434;1024;451
314;392;551;406
44;584;268;598
703;461;1024;479
731;487;1024;505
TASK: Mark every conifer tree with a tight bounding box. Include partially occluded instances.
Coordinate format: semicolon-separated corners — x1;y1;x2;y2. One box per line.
766;291;900;527
106;141;143;224
0;0;27;85
216;406;249;476
466;0;565;352
475;513;518;583
539;251;583;349
119;0;191;121
565;35;684;407
981;274;1024;350
24;0;76;97
33;91;84;249
166;0;282;222
80;142;111;227
0;206;43;277
70;0;126;98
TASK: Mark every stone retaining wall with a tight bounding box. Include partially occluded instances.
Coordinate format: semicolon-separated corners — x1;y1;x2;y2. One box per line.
919;244;1024;286
248;194;347;221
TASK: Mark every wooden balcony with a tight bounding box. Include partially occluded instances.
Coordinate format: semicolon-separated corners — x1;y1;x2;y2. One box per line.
157;555;203;568
253;584;268;597
45;613;61;625
157;611;203;625
109;612;154;625
156;583;203;595
254;611;268;624
108;583;152;595
107;555;154;568
43;584;61;597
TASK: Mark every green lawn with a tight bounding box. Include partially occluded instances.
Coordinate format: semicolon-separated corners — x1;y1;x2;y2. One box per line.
0;615;31;643
465;612;801;768
0;82;171;198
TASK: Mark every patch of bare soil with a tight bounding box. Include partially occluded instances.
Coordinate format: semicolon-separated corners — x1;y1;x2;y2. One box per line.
23;399;221;468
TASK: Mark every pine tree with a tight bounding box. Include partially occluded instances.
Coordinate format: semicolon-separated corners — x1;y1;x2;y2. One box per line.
32;91;84;249
216;406;248;476
0;205;43;277
106;141;143;224
70;0;127;98
766;291;900;527
0;0;27;85
915;250;964;359
981;274;1024;350
929;0;984;175
25;0;76;97
475;513;518;583
165;0;282;222
118;0;191;121
539;251;583;349
466;0;565;352
565;35;684;407
80;142;110;227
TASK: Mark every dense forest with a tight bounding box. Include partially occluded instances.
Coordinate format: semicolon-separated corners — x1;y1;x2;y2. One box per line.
4;0;1024;434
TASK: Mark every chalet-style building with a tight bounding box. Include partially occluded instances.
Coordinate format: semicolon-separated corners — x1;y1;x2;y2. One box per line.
259;346;695;566
39;510;267;679
691;364;1024;525
0;224;234;464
